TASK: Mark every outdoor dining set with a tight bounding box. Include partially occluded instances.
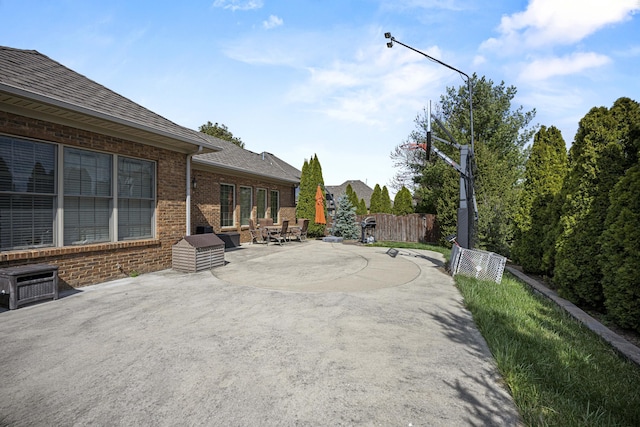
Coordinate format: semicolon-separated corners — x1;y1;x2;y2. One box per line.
249;218;310;246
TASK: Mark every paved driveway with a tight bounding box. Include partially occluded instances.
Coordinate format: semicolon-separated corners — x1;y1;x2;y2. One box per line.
0;241;520;426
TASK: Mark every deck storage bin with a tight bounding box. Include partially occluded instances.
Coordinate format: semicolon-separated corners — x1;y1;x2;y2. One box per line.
216;232;240;249
0;264;59;310
172;234;225;272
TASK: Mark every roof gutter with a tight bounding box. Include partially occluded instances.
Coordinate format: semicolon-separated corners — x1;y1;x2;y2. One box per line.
186;145;204;236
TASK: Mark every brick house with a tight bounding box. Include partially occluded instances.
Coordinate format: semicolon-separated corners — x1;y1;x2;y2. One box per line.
0;46;300;289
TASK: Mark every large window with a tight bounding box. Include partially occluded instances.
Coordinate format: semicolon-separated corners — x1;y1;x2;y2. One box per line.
118;157;155;240
270;190;279;224
220;184;235;227
256;188;267;219
0;135;157;250
0;137;56;250
64;147;112;245
239;186;252;226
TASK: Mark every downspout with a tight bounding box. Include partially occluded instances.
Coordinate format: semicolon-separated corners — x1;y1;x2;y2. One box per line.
186;146;204;236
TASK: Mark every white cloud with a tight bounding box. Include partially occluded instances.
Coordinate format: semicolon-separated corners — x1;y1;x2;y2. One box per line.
212;0;263;11
472;55;486;66
263;15;283;30
519;52;611;81
482;0;639;51
285;40;453;127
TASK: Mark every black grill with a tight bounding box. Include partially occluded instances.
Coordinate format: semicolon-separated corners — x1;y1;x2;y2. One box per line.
361;217;377;243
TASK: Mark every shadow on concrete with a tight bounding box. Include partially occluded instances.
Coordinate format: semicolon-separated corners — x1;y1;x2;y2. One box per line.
428;307;521;426
0;287;83;314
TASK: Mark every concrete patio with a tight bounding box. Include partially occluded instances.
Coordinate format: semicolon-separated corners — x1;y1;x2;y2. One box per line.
0;240;521;426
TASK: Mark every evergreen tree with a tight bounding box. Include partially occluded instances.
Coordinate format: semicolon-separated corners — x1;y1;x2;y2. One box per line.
553;102;629;309
296;155;328;237
357;198;367;215
369;184;382;213
600;163;640;332
332;195;360;239
381;186;393;213
306;154;327;238
296;159;314;224
345;184;360;211
512;126;567;274
394;75;535;252
393;186;414;215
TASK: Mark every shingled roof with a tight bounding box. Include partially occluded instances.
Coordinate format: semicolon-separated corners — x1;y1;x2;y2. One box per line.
0;46;301;184
194;136;301;184
0;46;221;153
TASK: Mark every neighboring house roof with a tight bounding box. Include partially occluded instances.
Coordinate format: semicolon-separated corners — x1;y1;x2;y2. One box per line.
326;180;374;208
0;46;221;153
194;136;301;184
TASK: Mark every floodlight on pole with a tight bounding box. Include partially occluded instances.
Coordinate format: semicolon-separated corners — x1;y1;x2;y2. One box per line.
384;32;477;249
384;33;473;152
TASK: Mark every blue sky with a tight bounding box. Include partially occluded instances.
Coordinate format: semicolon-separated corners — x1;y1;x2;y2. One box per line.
2;0;639;195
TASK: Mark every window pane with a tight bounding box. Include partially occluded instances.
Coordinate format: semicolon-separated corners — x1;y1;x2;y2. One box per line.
0;136;56;194
0;195;54;250
119;157;154;199
220;184;234;227
118;199;153;240
118;157;155;240
257;189;266;219
270;190;279;223
240;187;252;226
0;137;56;250
64;147;112;197
64;196;111;245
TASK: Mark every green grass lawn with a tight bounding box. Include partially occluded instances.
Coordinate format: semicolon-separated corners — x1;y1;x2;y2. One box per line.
376;242;640;426
457;273;640;426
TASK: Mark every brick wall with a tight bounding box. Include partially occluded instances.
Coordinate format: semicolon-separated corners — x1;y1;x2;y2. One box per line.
191;169;297;243
0;111;187;289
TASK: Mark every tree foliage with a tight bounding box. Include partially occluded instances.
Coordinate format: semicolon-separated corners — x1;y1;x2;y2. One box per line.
512;126;568;274
393;75;536;252
381;186;393;213
552;101;635;308
199;121;245;148
332;195;360;239
392;186;414;215
296;159;313;224
357;198;367;216
600;163;640;332
296;154;327;238
369;184;383;213
345;184;360;211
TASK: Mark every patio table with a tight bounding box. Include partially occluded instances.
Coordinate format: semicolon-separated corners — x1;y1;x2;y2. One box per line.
261;225;300;244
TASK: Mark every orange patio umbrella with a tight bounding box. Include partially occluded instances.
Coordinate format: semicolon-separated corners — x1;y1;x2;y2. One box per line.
315;185;326;224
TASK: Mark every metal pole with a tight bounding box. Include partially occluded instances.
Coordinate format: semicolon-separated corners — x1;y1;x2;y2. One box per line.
385;32;476;248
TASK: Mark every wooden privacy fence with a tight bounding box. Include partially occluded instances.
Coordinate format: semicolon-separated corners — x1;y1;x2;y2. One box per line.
355;214;440;244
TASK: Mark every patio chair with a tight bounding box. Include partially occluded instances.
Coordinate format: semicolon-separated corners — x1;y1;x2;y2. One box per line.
249;219;266;244
290;219;309;242
268;220;289;246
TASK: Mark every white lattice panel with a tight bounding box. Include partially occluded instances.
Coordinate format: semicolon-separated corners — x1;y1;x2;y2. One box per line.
450;246;506;284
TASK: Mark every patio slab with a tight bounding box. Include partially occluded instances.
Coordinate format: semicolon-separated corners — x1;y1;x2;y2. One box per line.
0;240;521;426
